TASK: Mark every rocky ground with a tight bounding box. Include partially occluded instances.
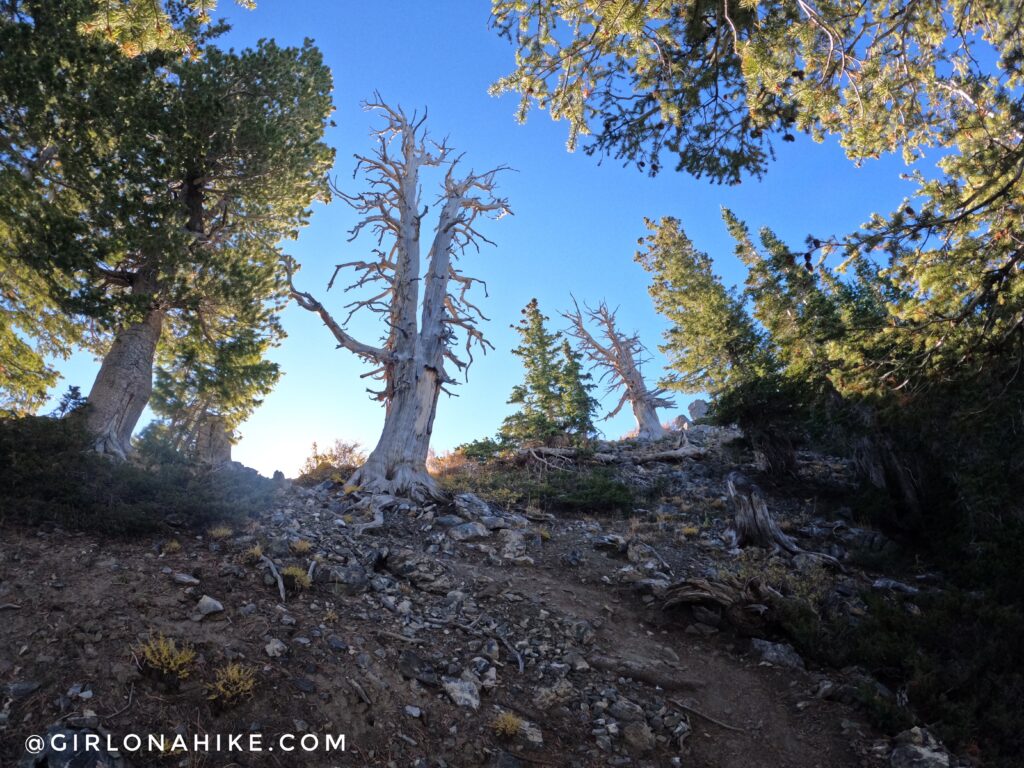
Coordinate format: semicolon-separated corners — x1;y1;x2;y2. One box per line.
0;428;956;767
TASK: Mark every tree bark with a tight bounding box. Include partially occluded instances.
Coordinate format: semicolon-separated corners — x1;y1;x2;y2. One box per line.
84;304;164;459
632;398;666;440
726;471;801;553
348;361;442;500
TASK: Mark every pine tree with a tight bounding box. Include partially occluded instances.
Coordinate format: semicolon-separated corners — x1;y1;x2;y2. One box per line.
500;299;564;446
555;339;598;445
79;0;255;57
1;2;334;455
635;216;802;473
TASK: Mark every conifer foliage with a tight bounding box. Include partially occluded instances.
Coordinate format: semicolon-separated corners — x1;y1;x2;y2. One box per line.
1;2;334;458
500;299;597;446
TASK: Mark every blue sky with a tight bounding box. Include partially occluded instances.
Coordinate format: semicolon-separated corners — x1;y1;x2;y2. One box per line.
50;0;917;476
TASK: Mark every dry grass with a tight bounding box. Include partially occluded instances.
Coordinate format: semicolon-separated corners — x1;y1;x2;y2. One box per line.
207;663;257;705
162;539;182;555
491;711;524;739
135;633;196;679
207;525;232;540
281;565;311;590
290;539;313;555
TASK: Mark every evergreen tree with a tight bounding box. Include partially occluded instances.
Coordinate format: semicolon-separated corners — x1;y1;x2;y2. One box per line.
500;299;564;445
149;313;282;455
0;1;333;455
635;216;802;473
555;339;598;444
492;2;1024;462
500;299;599;447
80;0;254;56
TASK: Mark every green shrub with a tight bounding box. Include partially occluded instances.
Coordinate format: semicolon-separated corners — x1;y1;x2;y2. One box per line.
0;415;275;535
437;452;636;516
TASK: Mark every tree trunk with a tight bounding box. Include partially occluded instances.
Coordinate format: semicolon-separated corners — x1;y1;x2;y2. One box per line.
749;427;797;476
347;362;442;500
193;414;232;466
726;471;801;553
84;305;164;459
632;398;666;440
851;433;924;529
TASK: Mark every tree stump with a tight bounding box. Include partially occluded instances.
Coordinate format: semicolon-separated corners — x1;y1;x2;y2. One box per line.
725;471;800;553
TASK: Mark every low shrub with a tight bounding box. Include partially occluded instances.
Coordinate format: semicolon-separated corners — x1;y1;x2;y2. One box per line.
295;438;365;486
0;415;276;535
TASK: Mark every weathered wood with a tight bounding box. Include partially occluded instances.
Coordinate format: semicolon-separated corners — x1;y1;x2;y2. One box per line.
288;99;509;501
522;443;703;465
726;471;802;553
587;654;701;691
563;298;674;440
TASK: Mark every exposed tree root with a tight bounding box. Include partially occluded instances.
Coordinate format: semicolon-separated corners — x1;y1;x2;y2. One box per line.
587;654;702;691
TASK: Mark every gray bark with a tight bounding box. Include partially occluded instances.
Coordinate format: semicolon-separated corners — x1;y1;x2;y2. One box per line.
563;299;674;440
193;414;232;466
726;471;801;553
288;100;508;501
84;304;163;459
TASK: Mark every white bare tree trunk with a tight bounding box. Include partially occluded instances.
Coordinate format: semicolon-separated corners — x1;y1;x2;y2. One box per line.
288;99;508;502
84;305;164;459
349;363;442;499
632;398;665;440
564;299;674;440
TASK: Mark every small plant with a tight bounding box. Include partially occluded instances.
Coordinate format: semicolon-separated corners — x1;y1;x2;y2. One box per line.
290;539;313;555
163;539;182;555
281;565;311;591
538;527;551;541
242;543;263;564
680;525;700;537
135;633;196;685
323;609;339;624
207;662;257;705
208;525;232;540
492;711;524;739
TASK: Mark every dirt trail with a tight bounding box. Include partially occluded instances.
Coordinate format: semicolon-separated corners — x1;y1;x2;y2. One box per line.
0;473;881;767
469;560;864;768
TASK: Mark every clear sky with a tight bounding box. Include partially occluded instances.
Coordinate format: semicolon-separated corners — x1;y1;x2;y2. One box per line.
49;0;916;477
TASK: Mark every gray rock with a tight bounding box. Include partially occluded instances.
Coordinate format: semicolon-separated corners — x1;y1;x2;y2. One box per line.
688;399;710;421
593;534;627;554
196;595;223;616
622;721;656;754
328;564;369;595
171;572;199;586
398;649;439;686
447;522;491;542
442;676;480;709
434;515;467;528
264;638;288;658
7;681;40;701
890;727;952;768
609;697;645;722
751;638;805;670
327;635;348;652
496;528;526;559
404;705;422;718
454;493;490;519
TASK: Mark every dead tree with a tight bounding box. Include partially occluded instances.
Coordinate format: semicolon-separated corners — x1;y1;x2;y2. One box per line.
725;471;801;553
563;298;674;440
288;98;510;501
